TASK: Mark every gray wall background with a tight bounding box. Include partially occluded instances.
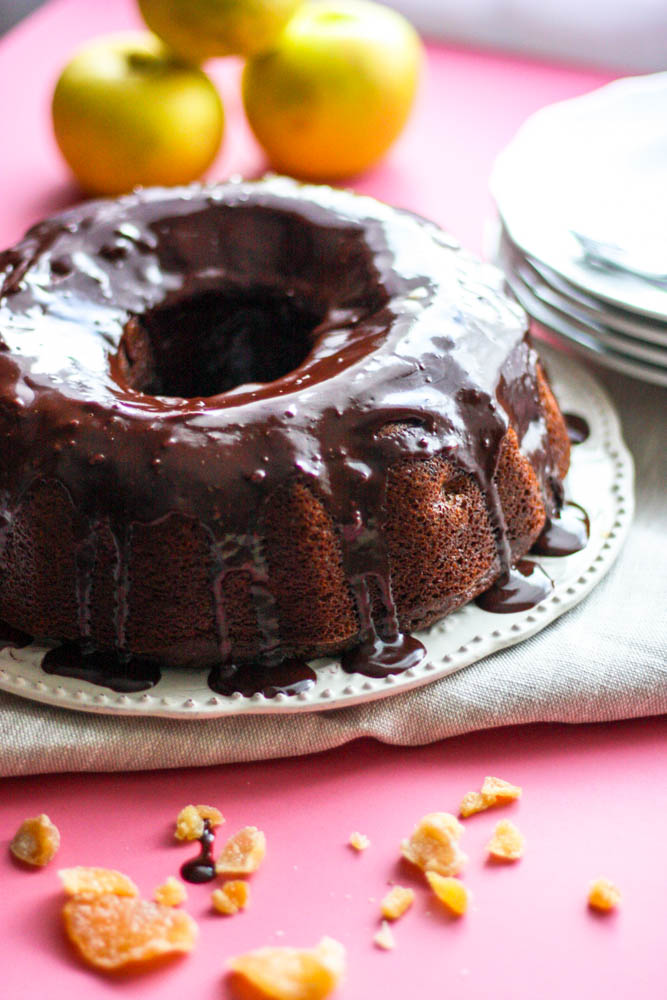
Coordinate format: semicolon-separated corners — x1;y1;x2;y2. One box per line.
0;1;45;35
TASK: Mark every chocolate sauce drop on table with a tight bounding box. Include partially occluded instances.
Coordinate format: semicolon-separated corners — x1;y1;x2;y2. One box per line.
475;559;553;613
532;502;590;558
180;820;217;884
41;643;161;693
208;658;316;698
564;412;590;445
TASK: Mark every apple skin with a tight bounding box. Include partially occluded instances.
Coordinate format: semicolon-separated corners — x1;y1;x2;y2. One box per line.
52;32;224;196
137;0;303;61
242;0;422;180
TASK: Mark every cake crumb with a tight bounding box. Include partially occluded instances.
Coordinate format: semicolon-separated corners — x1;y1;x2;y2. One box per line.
373;920;396;951
10;814;60;867
487;819;525;861
216;826;266;876
588;878;621;912
426;873;468;916
402;812;467;877
228;936;345;998
460;776;522;817
153;876;187;907
212;880;250;915
175;804;224;841
349;831;370;851
380;885;414;921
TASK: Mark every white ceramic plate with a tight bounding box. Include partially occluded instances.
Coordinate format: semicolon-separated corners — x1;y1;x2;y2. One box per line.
491;72;667;321
0;348;634;718
503;265;667;388
495;225;667;349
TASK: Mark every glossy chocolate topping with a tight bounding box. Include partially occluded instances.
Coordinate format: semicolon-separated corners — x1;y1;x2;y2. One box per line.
0;177;558;670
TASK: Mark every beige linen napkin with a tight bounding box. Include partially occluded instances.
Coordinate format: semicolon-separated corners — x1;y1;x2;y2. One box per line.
1;364;665;777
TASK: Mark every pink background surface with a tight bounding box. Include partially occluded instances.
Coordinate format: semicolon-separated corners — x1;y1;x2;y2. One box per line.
1;1;664;996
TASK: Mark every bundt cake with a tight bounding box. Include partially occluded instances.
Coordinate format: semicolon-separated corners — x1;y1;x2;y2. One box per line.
0;177;570;682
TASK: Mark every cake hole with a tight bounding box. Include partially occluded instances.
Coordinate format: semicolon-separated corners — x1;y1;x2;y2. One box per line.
116;290;323;399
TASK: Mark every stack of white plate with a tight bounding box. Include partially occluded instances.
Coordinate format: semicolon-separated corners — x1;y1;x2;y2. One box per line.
490;72;667;387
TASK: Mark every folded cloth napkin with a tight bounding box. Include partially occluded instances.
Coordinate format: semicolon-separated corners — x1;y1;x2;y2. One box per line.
1;364;664;778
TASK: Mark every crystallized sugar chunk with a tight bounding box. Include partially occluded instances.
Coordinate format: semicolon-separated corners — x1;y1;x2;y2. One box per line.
460;776;522;817
373;920;396;950
212;880;250;915
401;812;467;877
62;894;198;971
153;876;187;907
228;936;346;999
487;820;525;861
10;814;60;867
216;826;266;876
175;804;224;841
426;873;468;916
380;885;414;921
588;878;621;912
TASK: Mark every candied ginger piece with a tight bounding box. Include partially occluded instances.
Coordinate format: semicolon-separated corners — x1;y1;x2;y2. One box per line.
154;876;187;907
426;873;468;916
380;885;414;921
480;776;522;802
10;814;60;867
216;826;266;876
487;820;525;861
59;866;138;897
459;792;486;818
175;804;224;842
212;880;250;915
228;936;345;1000
63;893;198;971
348;832;370;852
588;878;621;912
401;812;467;877
460;776;522;817
373;921;396;951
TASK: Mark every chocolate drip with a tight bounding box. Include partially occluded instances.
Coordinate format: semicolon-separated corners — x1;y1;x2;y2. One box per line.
208;657;316;698
180;819;217;884
74;529;97;641
0;178;561;674
341;632;426;677
564;413;590;445
475;559;553;613
532;501;589;557
41;643;160;692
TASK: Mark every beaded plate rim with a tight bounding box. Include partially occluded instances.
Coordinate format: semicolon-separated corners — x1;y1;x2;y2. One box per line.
0;348;634;718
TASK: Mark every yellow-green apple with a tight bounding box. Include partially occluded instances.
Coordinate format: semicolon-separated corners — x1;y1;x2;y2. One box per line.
137;0;303;61
52;32;224;195
242;0;422;180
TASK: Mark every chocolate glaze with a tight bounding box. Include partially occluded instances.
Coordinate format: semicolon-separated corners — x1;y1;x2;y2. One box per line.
0;178;562;675
208;657;316;698
0;620;32;652
532;501;589;558
180;819;216;884
564;413;590;446
41;642;161;692
475;559;553;613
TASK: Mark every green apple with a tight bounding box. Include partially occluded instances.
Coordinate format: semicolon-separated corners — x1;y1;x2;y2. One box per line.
52;32;224;196
242;0;422;180
137;0;303;61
